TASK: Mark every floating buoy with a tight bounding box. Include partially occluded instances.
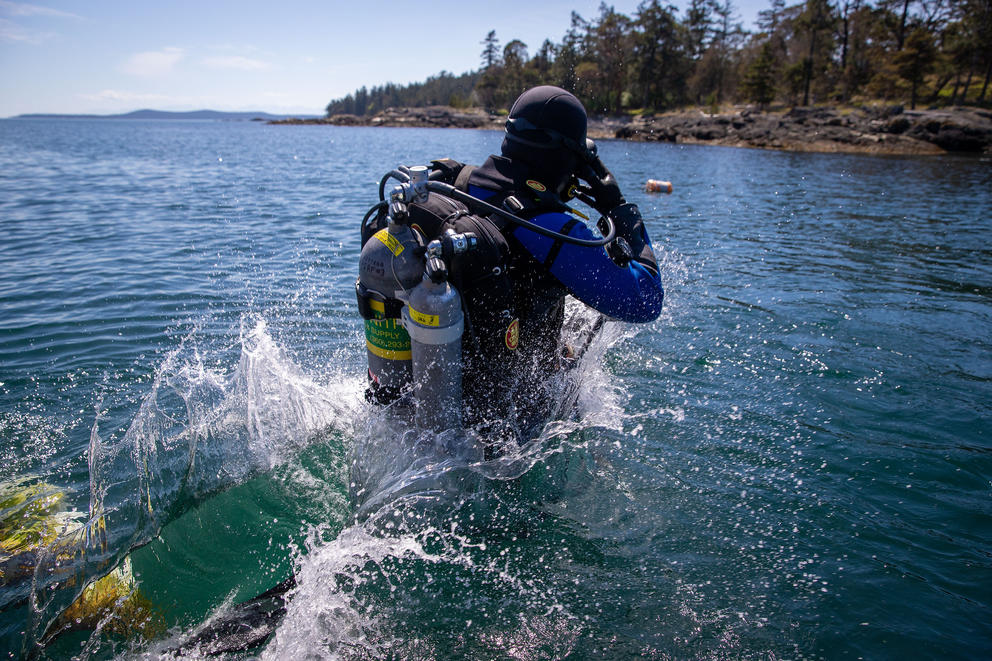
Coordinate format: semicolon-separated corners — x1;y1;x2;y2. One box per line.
645;179;673;194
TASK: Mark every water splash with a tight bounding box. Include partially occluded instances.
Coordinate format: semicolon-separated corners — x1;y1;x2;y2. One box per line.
232;300;632;659
27;317;363;650
32;262;675;658
24;239;693;659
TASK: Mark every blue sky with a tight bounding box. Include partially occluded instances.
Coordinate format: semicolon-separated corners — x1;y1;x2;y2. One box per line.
0;0;768;117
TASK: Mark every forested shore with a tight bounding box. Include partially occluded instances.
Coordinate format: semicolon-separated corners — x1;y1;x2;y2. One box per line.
292;0;992;154
272;104;992;155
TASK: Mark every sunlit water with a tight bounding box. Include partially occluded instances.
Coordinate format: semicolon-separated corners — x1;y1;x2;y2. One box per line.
1;119;990;660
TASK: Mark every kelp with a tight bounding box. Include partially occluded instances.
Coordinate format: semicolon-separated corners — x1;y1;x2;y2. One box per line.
2;477;163;641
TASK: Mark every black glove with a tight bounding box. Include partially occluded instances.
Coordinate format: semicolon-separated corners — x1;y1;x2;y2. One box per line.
578;155;624;215
597;203;659;276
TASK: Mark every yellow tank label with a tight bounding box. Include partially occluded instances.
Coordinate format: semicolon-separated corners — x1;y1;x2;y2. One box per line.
374;229;404;257
408;305;439;327
365;318;411;360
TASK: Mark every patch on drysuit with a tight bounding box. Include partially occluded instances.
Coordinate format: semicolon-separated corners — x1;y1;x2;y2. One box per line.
504;318;520;350
525;179;546;193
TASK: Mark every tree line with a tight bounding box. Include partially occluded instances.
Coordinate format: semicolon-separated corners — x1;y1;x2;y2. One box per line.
326;0;991;116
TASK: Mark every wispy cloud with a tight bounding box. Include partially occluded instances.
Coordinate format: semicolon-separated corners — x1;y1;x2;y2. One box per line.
0;1;82;20
203;55;271;72
122;47;185;76
0;17;51;42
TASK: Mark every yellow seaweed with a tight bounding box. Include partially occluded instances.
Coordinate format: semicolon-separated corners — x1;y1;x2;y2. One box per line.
2;477;163;640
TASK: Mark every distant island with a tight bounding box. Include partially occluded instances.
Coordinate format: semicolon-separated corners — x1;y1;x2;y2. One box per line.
12;109;320;121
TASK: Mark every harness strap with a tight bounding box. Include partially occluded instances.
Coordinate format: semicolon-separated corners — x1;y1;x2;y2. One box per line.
453;165;477;193
542;218;580;269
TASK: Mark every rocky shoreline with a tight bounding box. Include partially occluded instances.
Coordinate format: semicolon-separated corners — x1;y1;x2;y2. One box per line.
271;105;992;155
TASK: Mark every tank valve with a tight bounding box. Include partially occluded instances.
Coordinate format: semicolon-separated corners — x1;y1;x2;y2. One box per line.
433;229;478;261
391;165;431;205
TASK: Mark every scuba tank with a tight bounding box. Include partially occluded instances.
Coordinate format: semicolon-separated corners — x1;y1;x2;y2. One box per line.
356;165;478;425
402;230;475;432
356;189;424;404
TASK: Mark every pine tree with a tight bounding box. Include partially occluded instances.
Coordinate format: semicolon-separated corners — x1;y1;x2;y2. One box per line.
480;30;501;70
894;26;938;107
741;41;779;107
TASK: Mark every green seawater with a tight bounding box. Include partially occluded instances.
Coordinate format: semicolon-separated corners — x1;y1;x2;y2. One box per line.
0;119;989;659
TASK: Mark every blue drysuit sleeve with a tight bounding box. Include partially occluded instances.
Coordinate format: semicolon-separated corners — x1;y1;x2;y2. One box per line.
511;211;664;323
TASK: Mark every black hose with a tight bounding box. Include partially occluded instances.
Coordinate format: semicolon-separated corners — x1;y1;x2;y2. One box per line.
426;181;616;248
378;169;411;201
361;201;388;233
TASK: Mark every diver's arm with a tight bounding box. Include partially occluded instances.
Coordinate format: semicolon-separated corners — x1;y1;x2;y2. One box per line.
599;202;659;277
578;154;659;277
511;212;663;323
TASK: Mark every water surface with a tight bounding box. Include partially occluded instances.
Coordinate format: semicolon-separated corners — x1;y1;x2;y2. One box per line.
0;118;990;659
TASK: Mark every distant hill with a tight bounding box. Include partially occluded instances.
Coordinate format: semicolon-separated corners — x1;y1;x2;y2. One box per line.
12;109;321;121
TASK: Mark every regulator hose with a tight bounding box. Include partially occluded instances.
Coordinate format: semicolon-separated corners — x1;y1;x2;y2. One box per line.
369;168;617;248
378;168;412;201
361;200;388;237
426;180;616;248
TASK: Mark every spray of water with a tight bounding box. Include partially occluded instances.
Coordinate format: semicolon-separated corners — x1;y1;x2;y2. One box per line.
27;317;364;650
32;242;683;658
240;300;635;660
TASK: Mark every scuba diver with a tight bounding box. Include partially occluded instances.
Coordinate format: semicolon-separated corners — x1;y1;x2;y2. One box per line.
358;85;663;440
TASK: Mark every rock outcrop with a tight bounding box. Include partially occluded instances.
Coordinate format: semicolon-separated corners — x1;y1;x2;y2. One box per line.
272;105;992;155
614;106;992;155
271;107;503;130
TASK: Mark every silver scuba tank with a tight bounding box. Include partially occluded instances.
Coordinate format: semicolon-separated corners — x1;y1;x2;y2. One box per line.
401;230;475;433
356;203;424;403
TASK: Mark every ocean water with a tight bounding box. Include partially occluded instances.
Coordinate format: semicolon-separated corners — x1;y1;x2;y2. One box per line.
0;118;990;660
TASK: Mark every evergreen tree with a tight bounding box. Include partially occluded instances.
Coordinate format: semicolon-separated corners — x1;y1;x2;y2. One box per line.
590;3;632;113
552;13;585;93
894;26;938;107
757;0;787;33
500;40;530;106
741;41;779;107
481;30;501;70
631;0;686;110
684;0;713;60
795;0;837;105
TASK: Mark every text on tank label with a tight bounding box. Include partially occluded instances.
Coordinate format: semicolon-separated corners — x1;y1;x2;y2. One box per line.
407;305;440;327
365;319;411;360
526;179;547;192
374;229;404;256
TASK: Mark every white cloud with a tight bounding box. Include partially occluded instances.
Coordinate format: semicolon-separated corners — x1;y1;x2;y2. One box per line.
0;1;82;20
0;17;52;42
203;55;271;71
122;47;184;76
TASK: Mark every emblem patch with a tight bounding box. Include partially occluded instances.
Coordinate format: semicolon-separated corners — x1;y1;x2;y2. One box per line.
505;318;520;350
525;179;547;192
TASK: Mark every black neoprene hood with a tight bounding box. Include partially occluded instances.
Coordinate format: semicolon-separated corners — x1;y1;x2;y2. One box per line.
506;86;588;148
